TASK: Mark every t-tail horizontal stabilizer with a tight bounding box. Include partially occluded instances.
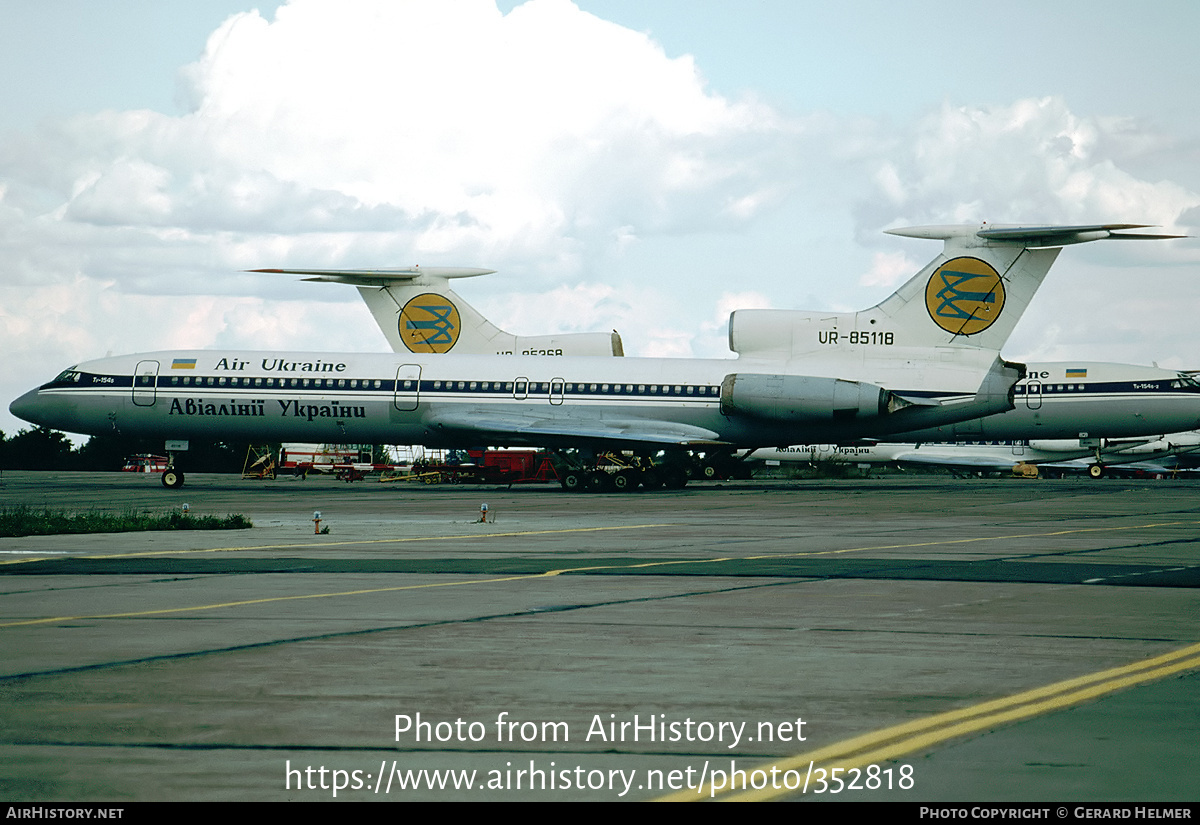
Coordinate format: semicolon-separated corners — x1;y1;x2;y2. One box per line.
729;222;1183;404
251;266;624;357
916;224;1188;246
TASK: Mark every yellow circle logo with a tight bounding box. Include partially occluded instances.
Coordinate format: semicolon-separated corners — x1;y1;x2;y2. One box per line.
924;257;1005;336
398;293;461;353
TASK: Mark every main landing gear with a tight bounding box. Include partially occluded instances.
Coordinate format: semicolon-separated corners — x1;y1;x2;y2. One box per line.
556;451;689;493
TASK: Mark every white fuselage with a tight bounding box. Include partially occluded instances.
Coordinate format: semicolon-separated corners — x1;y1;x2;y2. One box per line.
10;348;1012;450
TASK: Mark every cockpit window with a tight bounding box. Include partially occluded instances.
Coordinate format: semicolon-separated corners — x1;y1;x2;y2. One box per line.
1172;373;1200;390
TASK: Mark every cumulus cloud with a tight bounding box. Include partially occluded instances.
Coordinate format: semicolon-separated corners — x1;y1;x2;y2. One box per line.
3;0;783;280
858;250;919;289
0;0;801;431
483;281;756;359
857;98;1199;239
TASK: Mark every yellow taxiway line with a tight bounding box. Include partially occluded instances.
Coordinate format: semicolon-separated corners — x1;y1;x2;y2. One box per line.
658;641;1200;801
0;523;677;564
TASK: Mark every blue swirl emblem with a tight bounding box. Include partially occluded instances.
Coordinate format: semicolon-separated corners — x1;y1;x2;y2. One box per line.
924;257;1005;336
398;293;462;353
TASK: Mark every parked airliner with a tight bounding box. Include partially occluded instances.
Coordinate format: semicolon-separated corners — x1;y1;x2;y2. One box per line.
10;224;1181;487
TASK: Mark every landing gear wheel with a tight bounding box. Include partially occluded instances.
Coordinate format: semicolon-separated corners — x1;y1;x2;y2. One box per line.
612;470;638;492
587;471;615;492
701;463;718;479
161;469;185;489
1087;464;1105;479
560;470;585;492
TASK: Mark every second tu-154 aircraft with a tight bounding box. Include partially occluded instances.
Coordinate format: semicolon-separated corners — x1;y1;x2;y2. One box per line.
10;224;1181;488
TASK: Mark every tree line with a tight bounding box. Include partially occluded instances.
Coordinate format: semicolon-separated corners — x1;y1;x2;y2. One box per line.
0;427;257;472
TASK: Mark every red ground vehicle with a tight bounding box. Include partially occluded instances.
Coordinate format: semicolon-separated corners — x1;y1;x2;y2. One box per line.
406;449;559;485
121;454;169;473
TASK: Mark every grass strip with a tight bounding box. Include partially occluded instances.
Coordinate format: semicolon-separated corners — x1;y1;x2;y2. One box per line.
0;506;252;537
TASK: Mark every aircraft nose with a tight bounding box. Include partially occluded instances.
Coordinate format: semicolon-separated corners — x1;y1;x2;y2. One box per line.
9;388;46;426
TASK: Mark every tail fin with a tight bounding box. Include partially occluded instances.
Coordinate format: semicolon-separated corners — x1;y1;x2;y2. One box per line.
251;266;624;356
730;223;1183;363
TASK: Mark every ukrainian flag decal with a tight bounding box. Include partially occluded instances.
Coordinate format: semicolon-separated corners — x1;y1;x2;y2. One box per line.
171;358;197;370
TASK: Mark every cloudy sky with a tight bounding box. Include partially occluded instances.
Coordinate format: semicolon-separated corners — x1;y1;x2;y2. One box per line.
3;0;1199;437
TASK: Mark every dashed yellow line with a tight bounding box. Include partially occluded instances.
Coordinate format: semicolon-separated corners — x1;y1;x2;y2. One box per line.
0;523;677;564
658;641;1200;801
0;573;561;628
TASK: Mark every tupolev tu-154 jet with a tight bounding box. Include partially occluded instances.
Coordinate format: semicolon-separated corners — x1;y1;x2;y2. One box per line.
9;223;1182;488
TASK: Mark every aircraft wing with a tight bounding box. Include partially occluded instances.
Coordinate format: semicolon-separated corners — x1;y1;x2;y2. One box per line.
1042;459;1180;477
424;409;728;448
890;452;1026;471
